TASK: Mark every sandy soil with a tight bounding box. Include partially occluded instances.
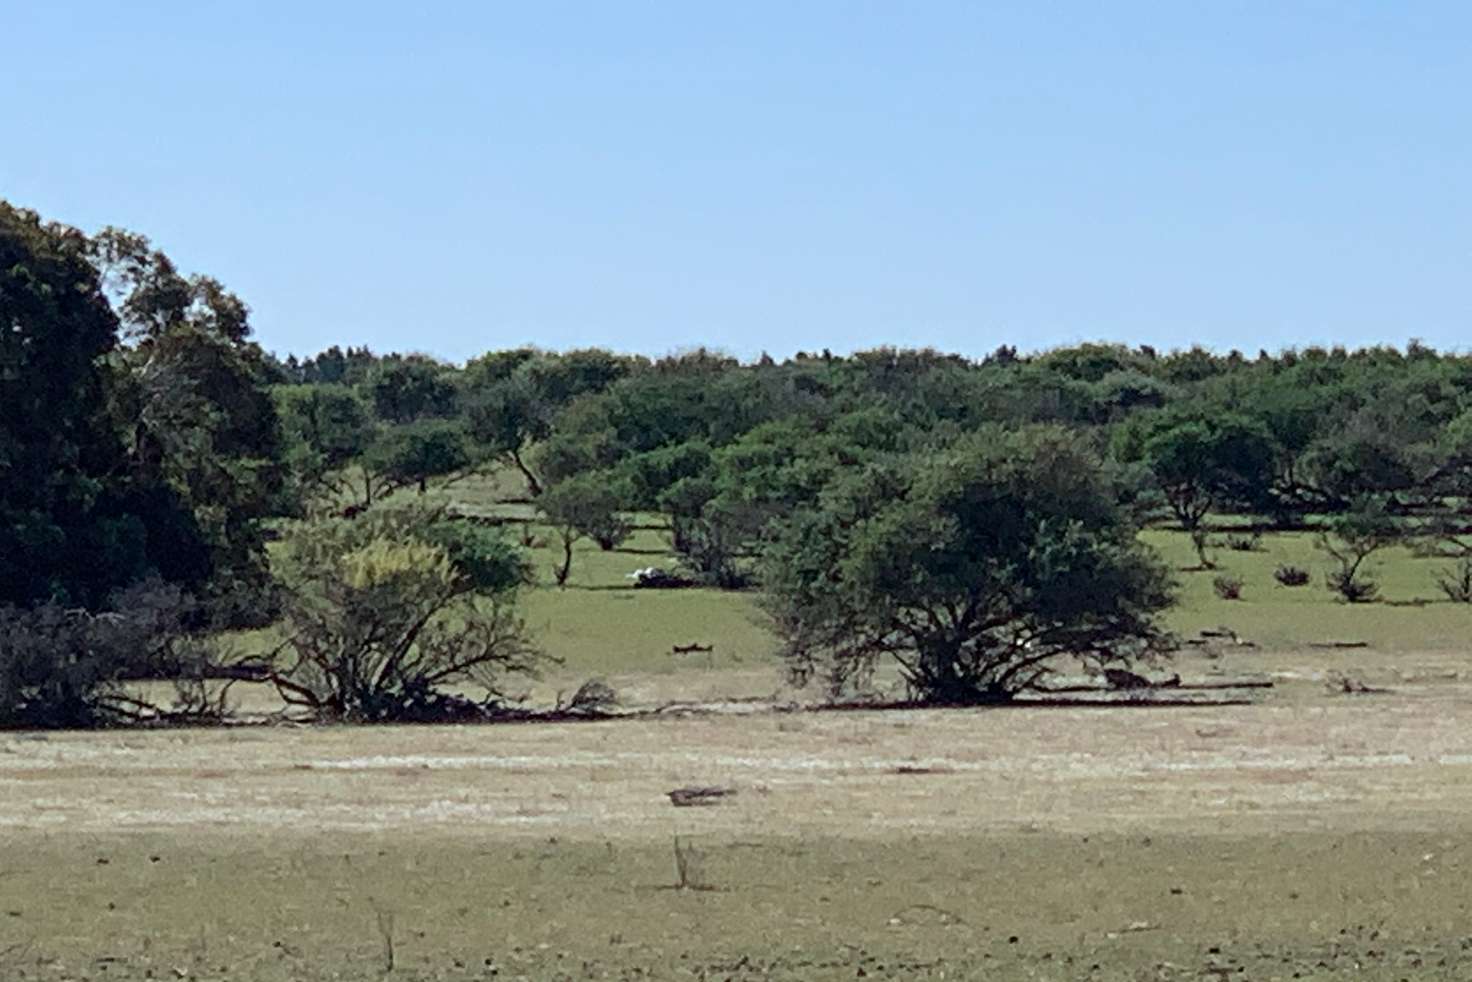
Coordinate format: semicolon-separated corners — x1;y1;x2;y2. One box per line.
4;679;1470;840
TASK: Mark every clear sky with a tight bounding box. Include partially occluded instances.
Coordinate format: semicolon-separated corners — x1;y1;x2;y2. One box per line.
6;2;1470;363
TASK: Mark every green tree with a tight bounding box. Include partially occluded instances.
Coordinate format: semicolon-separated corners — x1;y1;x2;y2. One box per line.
89;225;286;616
462;349;640;497
363;420;475;496
538;472;632;586
0;204;215;608
1317;497;1400;603
365;356;459;424
1116;410;1276;567
464;373;552;495
258;506;542;721
273;383;375;508
762;428;1173;705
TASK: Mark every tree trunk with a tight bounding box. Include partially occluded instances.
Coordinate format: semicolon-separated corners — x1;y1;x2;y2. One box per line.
1189;526;1215;569
511;450;543;497
554;531;575;587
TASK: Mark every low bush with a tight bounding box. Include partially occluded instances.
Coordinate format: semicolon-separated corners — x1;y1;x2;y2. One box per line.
1318;499;1398;604
1273;564;1311;587
1436;556;1472;603
1224;531;1263;552
1211;574;1244;600
257;506;548;722
1326;569;1380;604
0;582;213;729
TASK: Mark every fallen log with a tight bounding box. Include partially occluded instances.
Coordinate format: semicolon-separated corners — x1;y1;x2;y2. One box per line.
668;786;737;807
1042;678;1273;694
671;643;714;655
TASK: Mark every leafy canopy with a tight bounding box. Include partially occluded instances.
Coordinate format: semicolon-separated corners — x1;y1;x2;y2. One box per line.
762;427;1173;704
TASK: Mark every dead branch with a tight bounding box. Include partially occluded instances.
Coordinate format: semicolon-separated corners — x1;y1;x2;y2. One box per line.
668;786;737;807
371;902;395;973
890;764;955;775
1042;677;1272;694
888;903;965;926
1327;673;1391;695
671;835;718;891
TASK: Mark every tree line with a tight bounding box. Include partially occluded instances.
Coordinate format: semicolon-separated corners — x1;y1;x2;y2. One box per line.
5;199;1472;724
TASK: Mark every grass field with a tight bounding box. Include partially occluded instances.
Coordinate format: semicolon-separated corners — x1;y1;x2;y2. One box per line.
295;473;1472;692
4;678;1472;980
7;476;1472;979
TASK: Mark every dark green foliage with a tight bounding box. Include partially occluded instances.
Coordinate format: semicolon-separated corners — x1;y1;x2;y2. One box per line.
273;383;375;507
365;356;459;424
0;204;253;611
461;348;642;496
88;222;287;616
1118;410;1277;529
761;427;1173;705
1;204;140;607
1116;409;1277;567
618;442;715;510
363;419;474;495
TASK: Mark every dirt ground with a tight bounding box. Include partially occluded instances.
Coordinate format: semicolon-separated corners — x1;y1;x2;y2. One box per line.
4;658;1472;979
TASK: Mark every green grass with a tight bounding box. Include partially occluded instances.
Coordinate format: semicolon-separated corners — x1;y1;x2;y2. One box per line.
1144;528;1472;650
6;829;1471;980
248;471;1472;687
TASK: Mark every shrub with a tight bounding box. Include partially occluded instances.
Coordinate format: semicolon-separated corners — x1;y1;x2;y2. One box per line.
1273;564;1311;587
1211;574;1244;600
1326;569;1380;604
258;506;546;721
1225;530;1262;552
671;514;751;589
0;582;212;728
1436;556;1472;603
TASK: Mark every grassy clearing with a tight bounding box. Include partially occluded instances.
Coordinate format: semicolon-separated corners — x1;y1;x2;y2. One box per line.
1143;528;1472;651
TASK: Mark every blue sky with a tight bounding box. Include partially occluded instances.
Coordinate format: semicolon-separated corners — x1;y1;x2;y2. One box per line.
6;2;1469;362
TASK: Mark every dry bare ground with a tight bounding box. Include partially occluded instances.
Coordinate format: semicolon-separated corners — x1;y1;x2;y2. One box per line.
3;658;1472;979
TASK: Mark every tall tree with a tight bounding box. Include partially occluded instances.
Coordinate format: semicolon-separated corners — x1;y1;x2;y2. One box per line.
0;204;159;607
89;226;286;613
762;428;1173;704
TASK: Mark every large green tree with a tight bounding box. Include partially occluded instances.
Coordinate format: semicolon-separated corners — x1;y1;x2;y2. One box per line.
762;428;1173;705
90;227;286;614
0;204;152;607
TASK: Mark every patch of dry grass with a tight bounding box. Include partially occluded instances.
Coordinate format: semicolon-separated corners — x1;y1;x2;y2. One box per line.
9;666;1472;978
